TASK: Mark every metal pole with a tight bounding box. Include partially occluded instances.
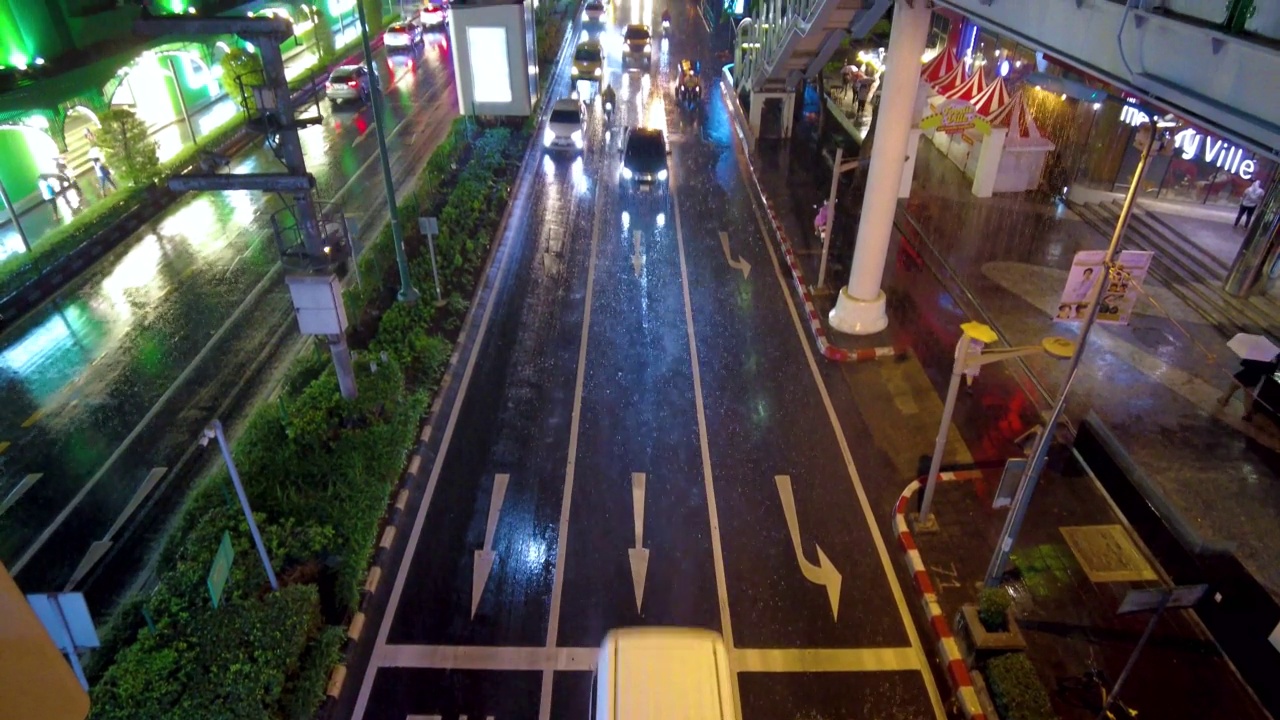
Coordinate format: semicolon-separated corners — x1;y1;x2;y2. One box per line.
52;595;89;690
167;56;198;144
817;147;841;290
1098;594;1169;720
356;0;420;303
427;230;442;301
0;175;32;253
328;333;359;399
209;419;280;591
984;126;1156;587
918;333;971;524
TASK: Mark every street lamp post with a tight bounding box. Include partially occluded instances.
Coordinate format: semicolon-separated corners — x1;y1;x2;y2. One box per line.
0;176;32;253
916;322;1075;528
816;146;861;291
983;117;1160;587
355;0;419;303
202;420;279;591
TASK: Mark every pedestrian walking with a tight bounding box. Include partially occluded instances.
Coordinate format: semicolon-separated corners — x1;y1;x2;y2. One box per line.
855;80;870;118
1218;351;1280;422
93;158;117;194
83;126;96;144
1236;180;1265;227
87;145;103;165
840;65;853;99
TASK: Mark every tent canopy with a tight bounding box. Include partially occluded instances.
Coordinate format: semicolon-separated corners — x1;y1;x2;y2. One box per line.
990;90;1055;150
933;63;967;97
971;76;1011;118
948;67;988;103
922;45;959;87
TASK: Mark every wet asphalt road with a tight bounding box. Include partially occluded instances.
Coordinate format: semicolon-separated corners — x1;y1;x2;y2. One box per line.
0;34;460;604
349;4;949;719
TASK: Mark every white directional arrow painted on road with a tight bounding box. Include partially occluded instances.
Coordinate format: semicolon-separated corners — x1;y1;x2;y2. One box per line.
719;231;751;279
629;472;649;612
472;473;510;619
0;473;43;517
631;231;645;277
775;474;842;621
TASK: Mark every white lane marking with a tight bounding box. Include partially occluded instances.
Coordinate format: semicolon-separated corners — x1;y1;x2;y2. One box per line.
775;474;843;621
631;229;644;277
0;473;42;517
65;465;171;589
629;471;649;613
735;145;948;719
471;473;509;619
7;69;454;579
718;230;751;278
354;119;538;720
536;161;607;720
669;161;739;705
376;644;919;673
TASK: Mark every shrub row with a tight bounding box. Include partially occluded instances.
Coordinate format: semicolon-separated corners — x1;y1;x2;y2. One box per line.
984;652;1056;720
85;116;528;719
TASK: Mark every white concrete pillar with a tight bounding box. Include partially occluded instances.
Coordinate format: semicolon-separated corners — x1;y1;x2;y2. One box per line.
749;92;764;137
970;128;1007;198
829;0;931;335
781;94;795;138
900;128;922;197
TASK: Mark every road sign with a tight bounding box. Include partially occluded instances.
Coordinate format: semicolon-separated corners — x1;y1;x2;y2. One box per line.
207;531;234;608
1117;584;1207;615
419;216;439;236
993;458;1026;509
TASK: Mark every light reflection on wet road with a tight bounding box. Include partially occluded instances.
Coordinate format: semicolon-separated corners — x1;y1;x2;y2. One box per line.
0;33;459;603
348;4;948;720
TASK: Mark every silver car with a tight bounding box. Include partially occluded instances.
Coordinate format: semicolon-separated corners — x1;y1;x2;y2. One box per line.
326;65;372;104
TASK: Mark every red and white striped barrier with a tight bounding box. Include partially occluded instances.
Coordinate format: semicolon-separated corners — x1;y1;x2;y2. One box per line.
717;73;904;364
894;478;987;720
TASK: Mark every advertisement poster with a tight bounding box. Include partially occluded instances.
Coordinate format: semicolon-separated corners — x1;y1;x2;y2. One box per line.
1056;250;1154;325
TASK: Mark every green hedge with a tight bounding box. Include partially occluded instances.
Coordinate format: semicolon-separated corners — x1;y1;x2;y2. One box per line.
87;117;529;719
984;652;1056;720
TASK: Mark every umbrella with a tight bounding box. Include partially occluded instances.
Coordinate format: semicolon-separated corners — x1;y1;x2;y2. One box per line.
1227;333;1280;362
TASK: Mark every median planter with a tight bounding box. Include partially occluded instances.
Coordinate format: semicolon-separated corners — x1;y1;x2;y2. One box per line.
958;587;1027;663
982;652;1055;720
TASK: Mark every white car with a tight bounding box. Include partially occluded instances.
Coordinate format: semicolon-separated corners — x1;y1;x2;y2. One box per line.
544;98;586;152
383;21;423;49
419;1;447;28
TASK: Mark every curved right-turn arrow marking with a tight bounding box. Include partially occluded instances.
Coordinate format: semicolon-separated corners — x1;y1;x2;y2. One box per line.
719;231;751;279
775;474;842;621
472;473;509;619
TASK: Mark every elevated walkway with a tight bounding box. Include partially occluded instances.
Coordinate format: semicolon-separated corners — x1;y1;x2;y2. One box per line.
734;0;889;138
933;0;1280;158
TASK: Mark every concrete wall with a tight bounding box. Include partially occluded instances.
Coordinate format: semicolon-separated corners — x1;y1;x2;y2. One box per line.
934;0;1280;159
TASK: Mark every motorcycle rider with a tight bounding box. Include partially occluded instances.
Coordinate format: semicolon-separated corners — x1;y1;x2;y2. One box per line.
661;8;671;29
600;83;617;117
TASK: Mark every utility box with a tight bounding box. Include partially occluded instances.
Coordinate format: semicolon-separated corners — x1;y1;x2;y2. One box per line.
285;274;348;336
448;0;538;116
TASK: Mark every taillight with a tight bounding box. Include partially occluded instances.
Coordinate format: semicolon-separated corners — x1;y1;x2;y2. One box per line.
347;80;359;87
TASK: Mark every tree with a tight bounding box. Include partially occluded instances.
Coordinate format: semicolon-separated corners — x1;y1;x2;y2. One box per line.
220;47;266;113
361;0;386;35
312;11;336;64
97;108;162;187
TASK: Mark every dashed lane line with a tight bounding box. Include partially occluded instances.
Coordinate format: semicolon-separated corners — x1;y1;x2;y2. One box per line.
374;644;920;673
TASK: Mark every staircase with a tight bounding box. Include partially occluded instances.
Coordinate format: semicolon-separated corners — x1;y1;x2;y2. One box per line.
1071;199;1280;340
738;0;889;94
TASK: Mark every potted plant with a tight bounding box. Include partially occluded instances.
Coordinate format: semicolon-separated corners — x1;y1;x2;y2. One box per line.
959;587;1027;658
983;652;1056;720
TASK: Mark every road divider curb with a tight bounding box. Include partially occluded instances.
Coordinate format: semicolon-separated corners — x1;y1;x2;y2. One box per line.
716;72;905;365
893;478;987;720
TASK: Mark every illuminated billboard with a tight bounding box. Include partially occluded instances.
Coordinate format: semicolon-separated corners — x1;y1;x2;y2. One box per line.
448;0;535;116
467;27;513;104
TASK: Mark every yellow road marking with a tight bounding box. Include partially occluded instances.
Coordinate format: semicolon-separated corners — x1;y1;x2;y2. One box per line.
0;441;9;454
21;409;44;428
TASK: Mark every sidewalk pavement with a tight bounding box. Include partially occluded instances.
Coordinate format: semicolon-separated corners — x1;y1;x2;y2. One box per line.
0;40;331;264
744;127;1270;718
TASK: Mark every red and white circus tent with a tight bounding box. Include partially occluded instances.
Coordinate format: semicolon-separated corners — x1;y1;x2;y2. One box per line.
921;45;959;87
932;63;968;97
947;67;989;103
970;76;1012;119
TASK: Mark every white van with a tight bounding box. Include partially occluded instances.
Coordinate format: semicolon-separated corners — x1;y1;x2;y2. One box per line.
594;627;737;720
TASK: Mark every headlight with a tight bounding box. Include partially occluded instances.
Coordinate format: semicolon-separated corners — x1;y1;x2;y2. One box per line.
571;130;583;147
593;67;602;77
621;166;633;179
543;128;555;147
571;66;579;75
643;43;651;52
657;169;668;181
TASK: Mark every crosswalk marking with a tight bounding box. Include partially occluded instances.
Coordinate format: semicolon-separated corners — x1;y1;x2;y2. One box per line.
376;645;919;673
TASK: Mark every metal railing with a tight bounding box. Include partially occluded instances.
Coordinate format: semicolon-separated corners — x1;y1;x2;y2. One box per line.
737;0;832;90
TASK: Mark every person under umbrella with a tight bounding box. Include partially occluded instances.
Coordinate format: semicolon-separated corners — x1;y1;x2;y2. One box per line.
1219;346;1280;422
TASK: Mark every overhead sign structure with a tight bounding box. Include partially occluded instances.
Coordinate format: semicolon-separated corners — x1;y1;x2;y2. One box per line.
920;99;991;136
449;0;538;117
1055;250;1154;326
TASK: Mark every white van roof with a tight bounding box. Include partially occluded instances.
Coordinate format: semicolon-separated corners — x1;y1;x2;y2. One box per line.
597;627;736;720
